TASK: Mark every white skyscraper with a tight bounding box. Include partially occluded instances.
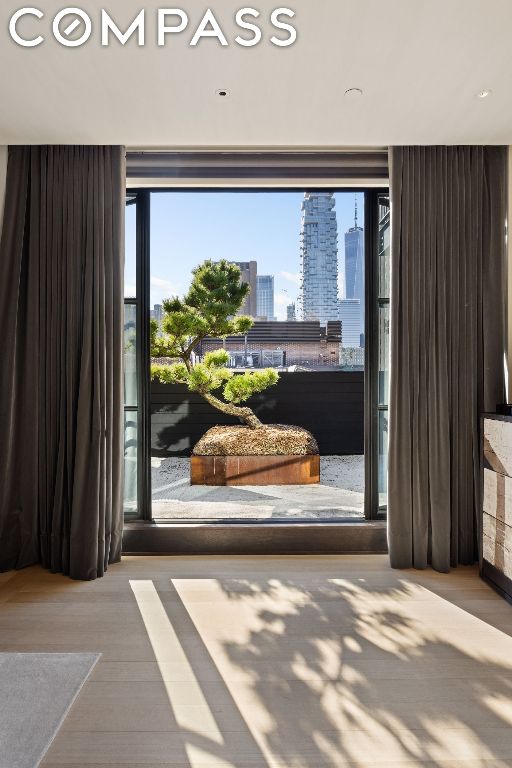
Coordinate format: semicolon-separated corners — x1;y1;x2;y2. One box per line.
299;192;339;326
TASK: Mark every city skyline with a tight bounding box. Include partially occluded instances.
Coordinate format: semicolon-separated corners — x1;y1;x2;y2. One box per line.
125;191;365;321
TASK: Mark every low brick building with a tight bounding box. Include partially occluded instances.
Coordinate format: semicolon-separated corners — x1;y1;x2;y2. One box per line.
199;320;342;368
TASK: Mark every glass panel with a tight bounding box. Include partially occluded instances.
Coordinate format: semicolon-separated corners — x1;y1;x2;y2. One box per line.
340;192;365;361
378;194;390;299
149;190;365;371
123;411;138;520
378;303;389;406
378;409;388;508
376;192;390;513
124;303;137;407
124;195;139;520
149;190;366;522
125;197;137;298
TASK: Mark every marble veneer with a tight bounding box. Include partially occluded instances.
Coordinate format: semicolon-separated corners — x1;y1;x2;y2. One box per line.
482;415;512;596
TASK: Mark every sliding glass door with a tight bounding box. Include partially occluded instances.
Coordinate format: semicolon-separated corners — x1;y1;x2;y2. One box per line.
365;191;390;518
123;191;151;521
377;194;390;509
123;195;138;520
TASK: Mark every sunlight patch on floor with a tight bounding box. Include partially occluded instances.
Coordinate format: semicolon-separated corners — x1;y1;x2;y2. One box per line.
129;580;227;760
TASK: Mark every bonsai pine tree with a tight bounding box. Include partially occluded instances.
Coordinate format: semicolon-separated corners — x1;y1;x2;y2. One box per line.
150;259;278;429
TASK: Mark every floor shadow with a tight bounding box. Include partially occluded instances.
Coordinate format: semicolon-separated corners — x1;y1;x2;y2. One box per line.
165;570;512;767
145;579;275;768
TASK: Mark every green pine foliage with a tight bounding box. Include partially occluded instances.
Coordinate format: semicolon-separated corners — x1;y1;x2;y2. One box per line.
224;368;279;404
150;260;279;427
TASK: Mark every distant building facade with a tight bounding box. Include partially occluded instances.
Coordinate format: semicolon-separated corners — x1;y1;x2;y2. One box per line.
200;320;342;368
295;294;304;321
339;299;361;348
230;260;257;317
286;302;296;321
339;346;365;368
344;198;364;339
299;192;340;326
149;303;163;325
256;275;275;320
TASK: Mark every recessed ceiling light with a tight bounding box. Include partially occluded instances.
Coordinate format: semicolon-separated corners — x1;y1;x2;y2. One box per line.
344;87;363;98
476;89;492;99
216;88;230;98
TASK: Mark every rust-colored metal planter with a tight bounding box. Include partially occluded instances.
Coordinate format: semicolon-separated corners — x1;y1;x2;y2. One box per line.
191;454;320;486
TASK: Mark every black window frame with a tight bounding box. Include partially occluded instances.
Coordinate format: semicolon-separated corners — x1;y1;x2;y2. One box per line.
125;185;388;530
364;190;389;521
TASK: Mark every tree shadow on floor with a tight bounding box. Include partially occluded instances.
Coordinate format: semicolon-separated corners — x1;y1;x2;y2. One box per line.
206;572;512;767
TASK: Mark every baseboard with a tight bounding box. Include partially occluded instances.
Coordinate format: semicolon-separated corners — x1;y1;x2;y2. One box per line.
123;520;388;555
481;559;512;605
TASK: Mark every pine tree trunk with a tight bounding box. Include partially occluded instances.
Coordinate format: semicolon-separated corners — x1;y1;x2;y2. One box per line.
203;393;263;429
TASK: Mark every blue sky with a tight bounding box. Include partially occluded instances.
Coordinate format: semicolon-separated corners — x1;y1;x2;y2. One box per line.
125;191;365;320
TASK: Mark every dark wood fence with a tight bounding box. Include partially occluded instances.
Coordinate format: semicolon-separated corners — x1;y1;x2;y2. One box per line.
151;371;364;457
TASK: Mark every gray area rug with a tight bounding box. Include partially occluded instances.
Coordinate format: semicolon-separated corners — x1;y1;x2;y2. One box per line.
0;652;100;768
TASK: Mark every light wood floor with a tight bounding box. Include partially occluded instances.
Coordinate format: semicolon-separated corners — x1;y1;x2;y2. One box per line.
2;555;512;767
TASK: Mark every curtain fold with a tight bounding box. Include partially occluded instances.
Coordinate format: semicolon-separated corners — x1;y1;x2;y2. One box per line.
388;146;507;572
0;146;125;580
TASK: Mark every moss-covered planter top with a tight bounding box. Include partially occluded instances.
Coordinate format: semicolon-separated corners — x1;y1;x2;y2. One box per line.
193;425;318;457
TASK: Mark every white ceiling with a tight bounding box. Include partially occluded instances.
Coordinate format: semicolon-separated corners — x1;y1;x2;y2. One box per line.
1;0;511;147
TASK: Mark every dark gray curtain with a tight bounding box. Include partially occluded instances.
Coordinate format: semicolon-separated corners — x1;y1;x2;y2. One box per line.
0;146;125;580
388;146;507;572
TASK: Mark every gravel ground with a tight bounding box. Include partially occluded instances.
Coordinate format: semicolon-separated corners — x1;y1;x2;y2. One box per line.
193;425;318;456
151;455;364;520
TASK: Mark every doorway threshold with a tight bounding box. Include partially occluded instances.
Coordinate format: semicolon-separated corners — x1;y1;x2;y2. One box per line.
123;520;387;555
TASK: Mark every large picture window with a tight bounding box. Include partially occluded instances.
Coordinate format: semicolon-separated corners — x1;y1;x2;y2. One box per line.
124;187;388;527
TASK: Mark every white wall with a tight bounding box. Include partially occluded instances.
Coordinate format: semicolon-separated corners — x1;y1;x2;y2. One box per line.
0;146;6;241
